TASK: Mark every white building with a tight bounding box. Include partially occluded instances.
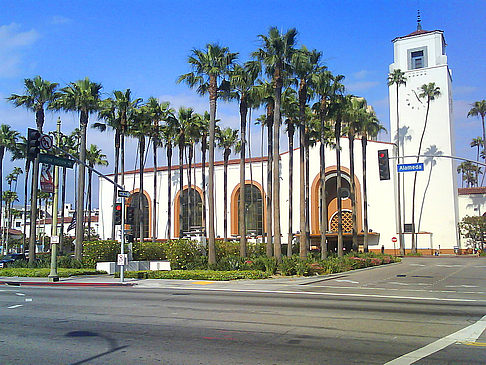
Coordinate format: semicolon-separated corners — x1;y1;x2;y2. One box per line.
98;24;475;254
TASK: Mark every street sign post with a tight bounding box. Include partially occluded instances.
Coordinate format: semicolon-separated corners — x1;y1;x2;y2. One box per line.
118;190;130;198
39;153;75;168
397;163;424;172
40;134;53;150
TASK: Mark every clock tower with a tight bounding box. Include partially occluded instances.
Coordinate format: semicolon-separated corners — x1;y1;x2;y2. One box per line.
388;19;460;250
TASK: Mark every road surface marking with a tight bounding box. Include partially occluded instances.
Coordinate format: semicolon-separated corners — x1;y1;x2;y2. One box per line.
7;304;23;309
436;264;461;267
158;287;482;302
15;292;25;296
409;264;425;266
334;279;359;284
445;285;478;288
192;281;213;285
461;341;486;347
385;314;486;365
25;298;32;302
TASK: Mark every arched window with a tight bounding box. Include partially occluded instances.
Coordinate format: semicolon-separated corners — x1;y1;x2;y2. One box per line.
128;192;149;239
232;183;264;236
180;187;203;235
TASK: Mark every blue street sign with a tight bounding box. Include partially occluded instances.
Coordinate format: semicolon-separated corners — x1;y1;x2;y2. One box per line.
397;163;424;172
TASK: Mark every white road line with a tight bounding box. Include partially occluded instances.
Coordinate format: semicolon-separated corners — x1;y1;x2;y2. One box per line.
409;264;425;266
436;264;462;268
445;285;478;288
7;305;23;309
15;292;25;296
385;314;486;364
25;298;32;302
153;286;482;302
334;279;359;284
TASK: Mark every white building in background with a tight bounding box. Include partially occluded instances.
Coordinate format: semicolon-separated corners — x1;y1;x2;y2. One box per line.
97;24;478;254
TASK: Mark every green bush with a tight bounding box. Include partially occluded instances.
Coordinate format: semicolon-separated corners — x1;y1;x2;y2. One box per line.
0;268;106;277
165;239;204;270
133;241;167;261
118;269;270;281
83;240;121;267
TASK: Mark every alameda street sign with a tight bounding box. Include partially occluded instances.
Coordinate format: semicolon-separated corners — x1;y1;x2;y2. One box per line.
397;163;424;172
39;153;75;168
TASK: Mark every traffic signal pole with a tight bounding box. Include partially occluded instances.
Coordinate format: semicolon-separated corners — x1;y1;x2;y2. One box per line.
50;144;127;282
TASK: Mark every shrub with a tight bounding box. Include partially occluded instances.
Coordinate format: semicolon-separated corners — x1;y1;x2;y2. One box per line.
279;256;298;276
118;269;270;281
133;241;167;261
0;268;106;277
165;239;204;270
83;240;121;267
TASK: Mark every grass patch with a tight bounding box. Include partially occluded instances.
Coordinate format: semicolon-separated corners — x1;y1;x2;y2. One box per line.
0;268;106;277
116;270;270;280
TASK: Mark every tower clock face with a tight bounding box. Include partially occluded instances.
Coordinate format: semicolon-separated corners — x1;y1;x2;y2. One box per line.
405;89;424;110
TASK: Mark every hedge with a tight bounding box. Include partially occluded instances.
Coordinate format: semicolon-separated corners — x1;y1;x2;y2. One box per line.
116;269;270;280
0;268;106;277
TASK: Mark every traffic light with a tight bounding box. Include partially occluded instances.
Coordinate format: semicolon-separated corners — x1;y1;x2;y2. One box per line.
378;149;390;180
27;128;41;160
126;206;135;225
126;233;134;243
114;203;122;225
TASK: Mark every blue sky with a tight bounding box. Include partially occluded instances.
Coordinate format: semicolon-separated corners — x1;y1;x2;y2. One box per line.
0;0;485;207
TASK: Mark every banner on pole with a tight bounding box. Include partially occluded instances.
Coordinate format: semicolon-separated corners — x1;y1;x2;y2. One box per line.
40;163;54;193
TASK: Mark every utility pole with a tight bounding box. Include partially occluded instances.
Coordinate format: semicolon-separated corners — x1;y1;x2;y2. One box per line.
48;118;61;282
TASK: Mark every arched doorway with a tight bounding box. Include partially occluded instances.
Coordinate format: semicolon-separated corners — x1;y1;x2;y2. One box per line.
174;186;203;237
310;166;362;235
127;191;150;239
231;182;265;236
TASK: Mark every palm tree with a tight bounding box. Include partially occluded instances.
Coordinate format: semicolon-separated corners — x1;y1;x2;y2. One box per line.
227;60;260;257
282;88;299;256
411;82;441;253
10;137;29;251
160;116;178;238
470;137;483;187
468;101;486;185
254;81;275;257
291;46;322;258
8;76;59;262
253;27;297;260
313;70;344;258
0;125;20;246
358;106;384;253
144;97;174;242
178;43;238;264
51;77;102;260
330;94;350;257
346;97;369;252
217;127;239;241
2;191;19;255
387;69;407;255
95;90;142;239
198;112;211;241
85;144;108;241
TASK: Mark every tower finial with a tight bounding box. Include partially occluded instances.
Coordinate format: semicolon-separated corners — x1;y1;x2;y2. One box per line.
417;9;422;30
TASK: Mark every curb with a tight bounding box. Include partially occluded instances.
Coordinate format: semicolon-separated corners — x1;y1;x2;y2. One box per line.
0;280;135;287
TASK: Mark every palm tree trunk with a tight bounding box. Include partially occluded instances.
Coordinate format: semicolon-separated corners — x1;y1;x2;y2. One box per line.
266;113;273;257
152;140;157;243
299;124;307;258
320;135;328;259
273;73;283;261
395;84;405;255
87;168;92;241
349;134;358;251
201;138;207;239
60;167;66;254
335;119;343;257
207;75;217;265
481;115;486;186
178;140;184;238
187;145;193;232
22;160;30;253
411;99;431;253
75;111;88;260
167;146;172;239
0;148;3;255
223;151;229;241
305;137;310;252
139;137;145;242
112;132;120;240
361;137;369;253
239;99;248;257
287;126;294;257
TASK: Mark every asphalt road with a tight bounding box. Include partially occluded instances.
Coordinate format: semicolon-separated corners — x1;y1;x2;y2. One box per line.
1;257;486;364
